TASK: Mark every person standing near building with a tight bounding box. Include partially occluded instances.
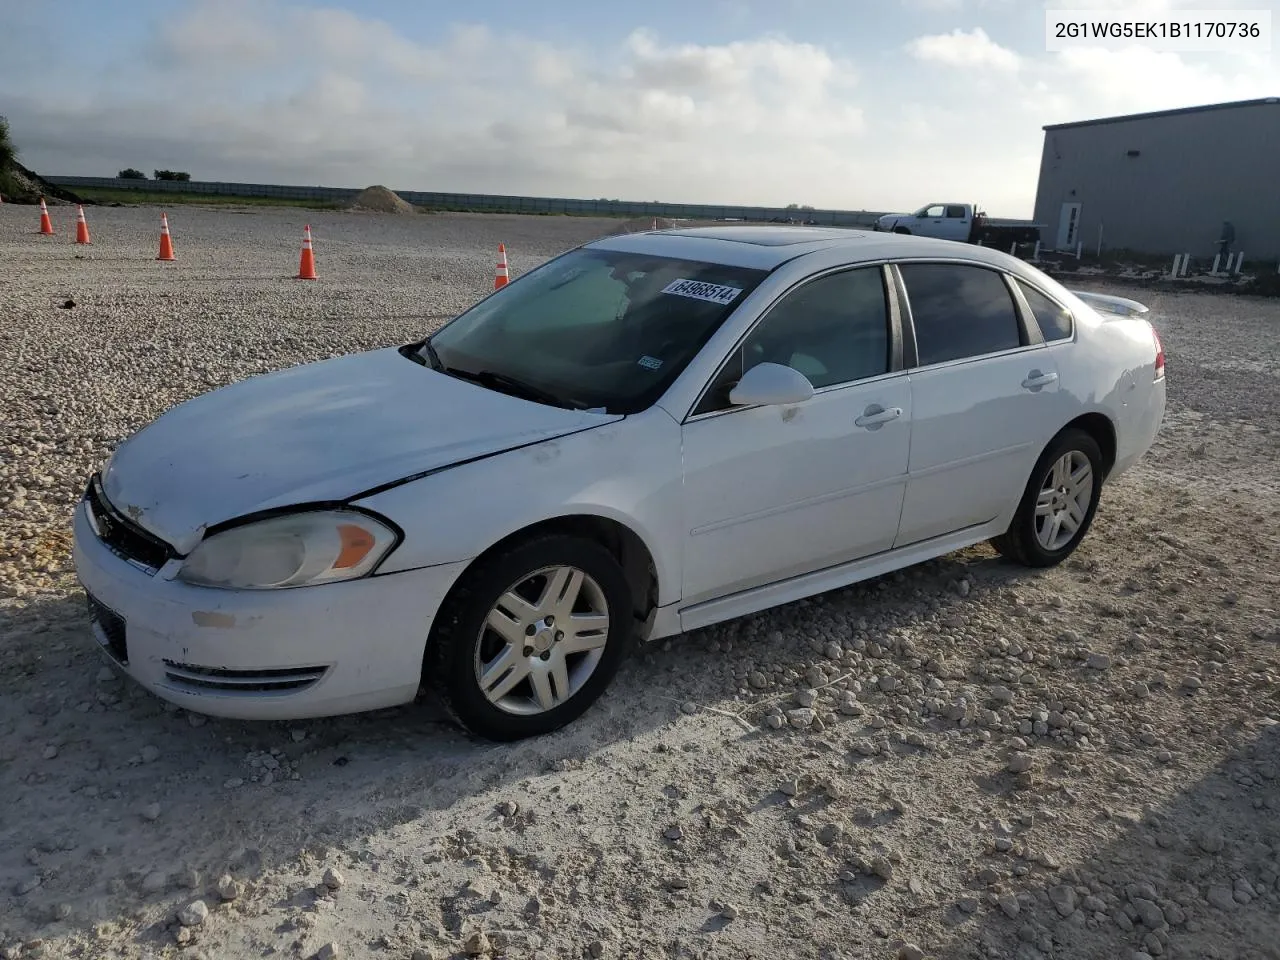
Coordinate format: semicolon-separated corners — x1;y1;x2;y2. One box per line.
1216;220;1235;260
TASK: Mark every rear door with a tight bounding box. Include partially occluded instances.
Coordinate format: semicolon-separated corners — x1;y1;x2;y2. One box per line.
892;260;1065;547
942;205;972;242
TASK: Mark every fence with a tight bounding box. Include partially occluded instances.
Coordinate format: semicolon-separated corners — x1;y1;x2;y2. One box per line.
46;176;887;228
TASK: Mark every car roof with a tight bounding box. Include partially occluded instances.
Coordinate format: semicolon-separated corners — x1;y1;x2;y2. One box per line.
584;224;1018;271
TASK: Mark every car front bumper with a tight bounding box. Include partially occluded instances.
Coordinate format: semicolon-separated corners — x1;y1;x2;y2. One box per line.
72;498;470;720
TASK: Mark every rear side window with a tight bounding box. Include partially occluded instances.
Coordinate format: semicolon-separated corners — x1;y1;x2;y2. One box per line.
945;205;966;218
1016;280;1074;341
899;263;1022;366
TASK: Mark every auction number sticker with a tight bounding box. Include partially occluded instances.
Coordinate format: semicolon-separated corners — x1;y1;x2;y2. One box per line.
661;278;744;306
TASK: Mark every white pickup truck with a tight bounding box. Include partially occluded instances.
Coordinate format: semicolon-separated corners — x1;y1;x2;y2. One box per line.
874;202;1043;247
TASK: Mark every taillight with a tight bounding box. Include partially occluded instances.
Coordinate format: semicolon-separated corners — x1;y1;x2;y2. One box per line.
1151;326;1165;380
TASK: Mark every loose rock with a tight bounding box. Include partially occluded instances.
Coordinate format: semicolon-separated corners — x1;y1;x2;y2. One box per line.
177;900;209;927
1049;884;1077;917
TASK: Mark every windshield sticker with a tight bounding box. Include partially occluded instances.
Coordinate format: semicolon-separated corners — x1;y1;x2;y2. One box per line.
661;278;744;306
637;355;663;370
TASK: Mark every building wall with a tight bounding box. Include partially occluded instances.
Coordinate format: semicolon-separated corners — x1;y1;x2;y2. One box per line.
1032;102;1280;261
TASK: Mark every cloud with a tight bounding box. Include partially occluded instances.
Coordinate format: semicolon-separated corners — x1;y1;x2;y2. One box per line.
2;1;871;208
906;27;1021;71
155;0;279;67
3;0;1277;218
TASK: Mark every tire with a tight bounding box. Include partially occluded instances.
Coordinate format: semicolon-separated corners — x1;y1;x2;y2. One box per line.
990;428;1104;568
425;534;634;742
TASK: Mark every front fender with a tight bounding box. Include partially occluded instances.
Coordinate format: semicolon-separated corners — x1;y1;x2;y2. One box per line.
352;409;685;606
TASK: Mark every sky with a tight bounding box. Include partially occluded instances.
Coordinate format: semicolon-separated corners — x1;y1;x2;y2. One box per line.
1;0;1276;217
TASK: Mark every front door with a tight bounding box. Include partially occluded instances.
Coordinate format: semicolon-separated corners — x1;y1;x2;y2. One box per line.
1056;202;1081;250
893;261;1062;547
680;265;911;605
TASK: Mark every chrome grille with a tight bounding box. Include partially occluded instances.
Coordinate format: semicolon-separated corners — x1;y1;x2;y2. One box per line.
161;661;329;696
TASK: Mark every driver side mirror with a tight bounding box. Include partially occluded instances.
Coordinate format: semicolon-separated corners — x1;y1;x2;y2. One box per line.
728;362;815;407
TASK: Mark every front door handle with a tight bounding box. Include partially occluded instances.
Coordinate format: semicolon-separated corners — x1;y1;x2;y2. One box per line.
855;404;903;429
1021;369;1059;390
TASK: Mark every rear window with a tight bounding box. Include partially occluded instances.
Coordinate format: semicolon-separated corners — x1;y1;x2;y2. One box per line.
1016;280;1074;341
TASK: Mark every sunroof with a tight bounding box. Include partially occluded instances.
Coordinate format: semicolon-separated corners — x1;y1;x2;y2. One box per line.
662;226;863;247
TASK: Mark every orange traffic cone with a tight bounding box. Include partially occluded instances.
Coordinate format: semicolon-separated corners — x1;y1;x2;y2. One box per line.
156;212;176;260
296;224;317;280
75;204;91;244
494;243;509;288
38;196;54;235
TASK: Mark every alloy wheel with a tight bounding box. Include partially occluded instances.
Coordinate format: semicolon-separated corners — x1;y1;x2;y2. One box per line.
1034;450;1093;551
473;565;611;716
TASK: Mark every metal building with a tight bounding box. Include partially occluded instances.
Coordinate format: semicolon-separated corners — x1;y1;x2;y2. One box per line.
1033;97;1280;261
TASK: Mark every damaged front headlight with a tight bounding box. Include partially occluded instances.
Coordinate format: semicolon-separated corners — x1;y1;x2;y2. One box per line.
176;510;399;590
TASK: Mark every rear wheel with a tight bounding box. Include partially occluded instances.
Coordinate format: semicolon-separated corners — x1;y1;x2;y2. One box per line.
991;428;1103;568
426;535;634;741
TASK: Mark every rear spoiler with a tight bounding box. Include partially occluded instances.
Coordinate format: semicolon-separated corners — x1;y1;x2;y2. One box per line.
1067;289;1150;317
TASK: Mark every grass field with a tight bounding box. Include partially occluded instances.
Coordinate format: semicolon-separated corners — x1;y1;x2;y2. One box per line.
73;186;349;210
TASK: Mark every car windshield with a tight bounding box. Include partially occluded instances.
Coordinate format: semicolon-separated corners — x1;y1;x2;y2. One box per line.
419;247;770;414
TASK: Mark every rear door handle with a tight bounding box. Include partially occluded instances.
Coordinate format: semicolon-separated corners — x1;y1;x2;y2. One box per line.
855;404;903;428
1021;370;1058;390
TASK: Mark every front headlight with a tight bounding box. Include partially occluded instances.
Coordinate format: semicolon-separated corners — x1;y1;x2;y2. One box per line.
176;510;399;590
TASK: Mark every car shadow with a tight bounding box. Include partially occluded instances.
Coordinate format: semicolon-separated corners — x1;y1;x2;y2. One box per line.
918;720;1280;960
0;541;1044;952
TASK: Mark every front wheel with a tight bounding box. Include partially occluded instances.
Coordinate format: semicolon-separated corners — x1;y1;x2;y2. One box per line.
990;428;1104;567
425;535;634;741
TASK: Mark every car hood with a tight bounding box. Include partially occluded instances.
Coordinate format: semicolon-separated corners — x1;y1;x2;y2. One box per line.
100;346;619;555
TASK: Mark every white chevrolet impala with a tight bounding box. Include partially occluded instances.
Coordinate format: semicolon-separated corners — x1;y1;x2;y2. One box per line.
73;226;1166;741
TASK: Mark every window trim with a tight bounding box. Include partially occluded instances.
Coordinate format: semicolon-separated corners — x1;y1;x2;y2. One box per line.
1009;276;1077;344
888;258;1048;372
684;262;903;424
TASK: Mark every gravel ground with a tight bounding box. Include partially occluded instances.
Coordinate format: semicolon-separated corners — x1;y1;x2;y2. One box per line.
1;203;1278;960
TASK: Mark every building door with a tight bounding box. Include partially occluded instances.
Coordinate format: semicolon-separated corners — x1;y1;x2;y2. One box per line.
1056;202;1081;250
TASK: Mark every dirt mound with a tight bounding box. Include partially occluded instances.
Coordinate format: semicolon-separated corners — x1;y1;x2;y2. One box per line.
346;185;416;214
0;160;82;204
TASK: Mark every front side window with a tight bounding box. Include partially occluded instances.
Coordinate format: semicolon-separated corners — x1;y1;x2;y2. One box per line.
1016;279;1074;341
422;248;769;414
923;205;945;218
695;267;891;415
899;263;1023;366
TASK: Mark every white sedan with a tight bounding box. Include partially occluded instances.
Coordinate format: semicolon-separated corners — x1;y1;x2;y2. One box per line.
72;226;1166;741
